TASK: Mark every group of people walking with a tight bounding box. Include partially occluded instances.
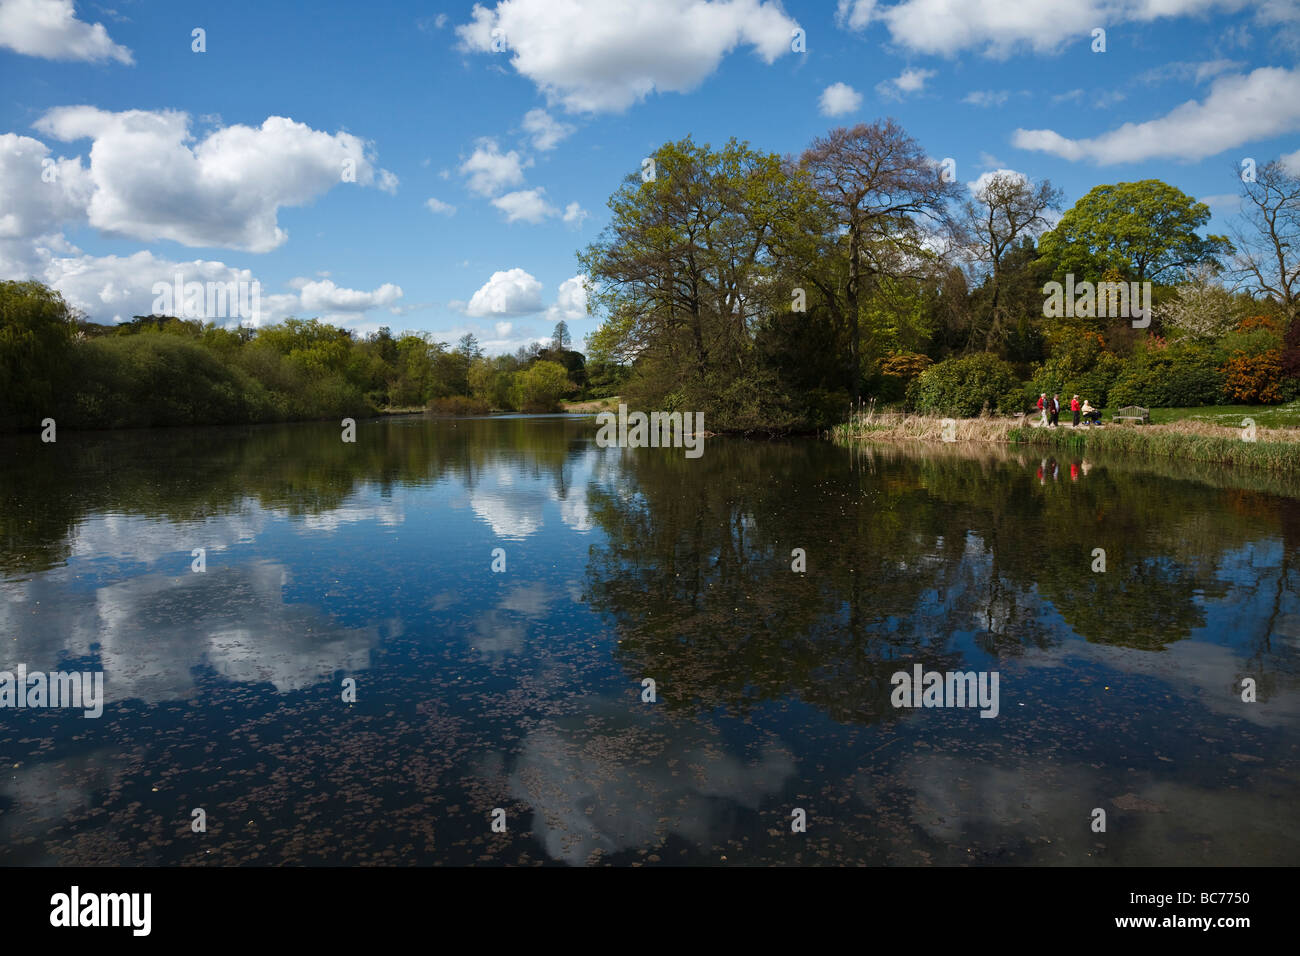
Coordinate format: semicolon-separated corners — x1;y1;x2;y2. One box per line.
1036;393;1103;428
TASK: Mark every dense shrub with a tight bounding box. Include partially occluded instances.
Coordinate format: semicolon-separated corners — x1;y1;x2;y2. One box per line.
1217;314;1284;364
428;395;491;415
1220;349;1284;404
1108;344;1224;407
510;360;573;412
1284;316;1300;380
800;388;853;429
468;357;518;410
686;367;804;432
1026;332;1123;409
875;351;933;403
583;357;630;398
66;335;278;428
907;353;1021;417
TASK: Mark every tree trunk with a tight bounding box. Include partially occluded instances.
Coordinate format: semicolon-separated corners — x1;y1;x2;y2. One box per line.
847;224;861;402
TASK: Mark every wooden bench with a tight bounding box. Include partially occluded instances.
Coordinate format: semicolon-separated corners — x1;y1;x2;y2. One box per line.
1113;405;1149;424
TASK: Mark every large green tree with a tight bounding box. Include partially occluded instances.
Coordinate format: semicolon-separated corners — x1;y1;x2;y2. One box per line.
580;136;814;421
1037;179;1231;283
0;280;76;428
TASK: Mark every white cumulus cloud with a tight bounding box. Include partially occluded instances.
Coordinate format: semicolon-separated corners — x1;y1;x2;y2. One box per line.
29;107;396;252
296;278;402;314
819;82;863;116
492;187;558;224
0;0;133;63
836;0;1256;59
521;108;575;150
1013;66;1300;164
459;137;531;196
32;248;402;327
456;0;802;113
562;201;589;228
546;275;588;322
466;267;544;316
876;67;935;99
0;132;94;274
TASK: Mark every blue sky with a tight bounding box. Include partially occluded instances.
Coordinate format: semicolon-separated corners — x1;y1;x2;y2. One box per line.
1;0;1297;354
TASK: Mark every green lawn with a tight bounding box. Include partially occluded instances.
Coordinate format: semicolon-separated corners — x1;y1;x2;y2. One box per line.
1146;401;1300;428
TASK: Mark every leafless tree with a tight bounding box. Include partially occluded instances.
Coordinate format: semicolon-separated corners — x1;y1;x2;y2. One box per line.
800;120;961;401
960;171;1062;352
1229;159;1300;324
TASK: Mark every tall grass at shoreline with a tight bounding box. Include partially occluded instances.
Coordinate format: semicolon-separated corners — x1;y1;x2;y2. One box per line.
1009;421;1299;473
830;404;1300;475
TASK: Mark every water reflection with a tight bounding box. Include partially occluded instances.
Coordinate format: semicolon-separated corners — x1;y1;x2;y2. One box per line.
1;417;1297;865
3;560;379;702
507;702;796;866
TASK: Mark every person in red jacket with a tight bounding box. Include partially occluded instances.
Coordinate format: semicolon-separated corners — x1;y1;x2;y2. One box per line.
1070;395;1081;427
1036;393;1047;426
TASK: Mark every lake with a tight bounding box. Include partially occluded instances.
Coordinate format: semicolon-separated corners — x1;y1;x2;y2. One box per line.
2;415;1298;865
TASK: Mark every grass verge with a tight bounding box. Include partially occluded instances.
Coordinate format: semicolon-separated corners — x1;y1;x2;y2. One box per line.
831;408;1300;475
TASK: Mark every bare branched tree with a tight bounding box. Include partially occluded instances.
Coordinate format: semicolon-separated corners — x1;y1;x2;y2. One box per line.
800;120;961;401
960;171;1062;352
1229;159;1300;325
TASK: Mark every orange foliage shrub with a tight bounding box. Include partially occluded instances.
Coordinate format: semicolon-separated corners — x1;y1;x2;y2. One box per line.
880;351;934;383
1220;349;1284;404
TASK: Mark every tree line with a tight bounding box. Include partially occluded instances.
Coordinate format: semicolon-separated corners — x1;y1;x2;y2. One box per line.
579;120;1300;429
4;117;1298;433
0;283;622;431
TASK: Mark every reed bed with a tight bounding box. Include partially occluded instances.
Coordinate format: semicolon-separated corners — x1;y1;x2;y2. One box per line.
1010;420;1300;473
830;404;1300;475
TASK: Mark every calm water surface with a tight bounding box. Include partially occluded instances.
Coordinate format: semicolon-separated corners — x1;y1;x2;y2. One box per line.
2;415;1298;865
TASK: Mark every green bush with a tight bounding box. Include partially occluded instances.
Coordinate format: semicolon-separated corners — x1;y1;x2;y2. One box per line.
67;336;266;428
428;395;490;415
1027;333;1123;409
693;368;803;433
1108;344;1224;408
510;360;573;412
907;353;1022;417
799;388;853;429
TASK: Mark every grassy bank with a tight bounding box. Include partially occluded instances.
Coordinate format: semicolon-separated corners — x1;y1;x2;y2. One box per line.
562;396;621;413
1008;420;1300;473
831;408;1300;475
1149;401;1300;428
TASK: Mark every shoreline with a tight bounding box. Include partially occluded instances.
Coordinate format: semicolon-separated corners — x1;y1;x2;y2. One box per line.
830;413;1300;475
